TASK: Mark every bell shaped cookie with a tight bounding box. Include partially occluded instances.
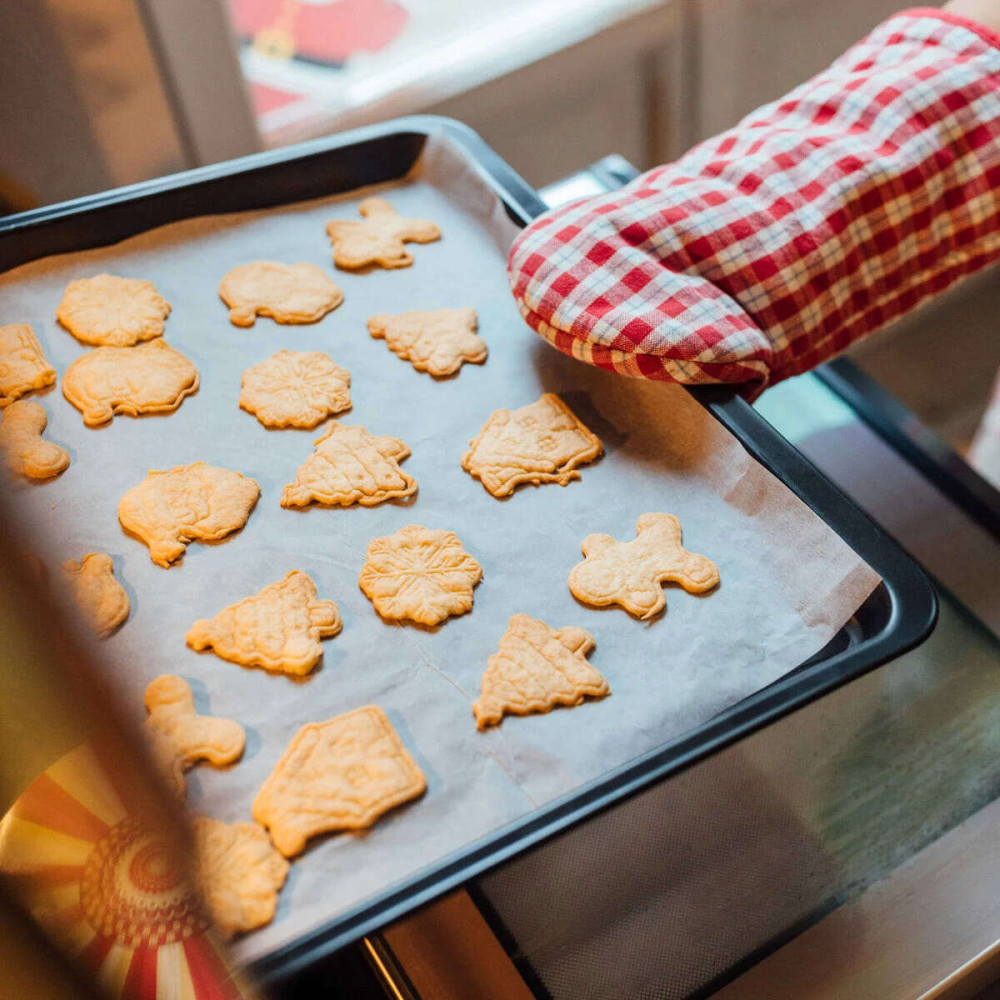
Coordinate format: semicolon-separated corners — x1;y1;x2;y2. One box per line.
462;393;602;498
473;614;607;729
219;261;344;327
240;350;351;429
367;308;486;377
360;525;482;626
56;273;170;347
253;705;426;857
325;197;441;270
569;513;719;619
119;462;260;567
193;817;289;938
144;675;245;795
62;339;199;427
0;324;56;407
186;570;342;676
61;553;129;638
281;422;416;508
0;400;69;480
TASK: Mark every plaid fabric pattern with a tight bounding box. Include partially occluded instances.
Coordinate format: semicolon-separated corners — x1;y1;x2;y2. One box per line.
508;9;1000;392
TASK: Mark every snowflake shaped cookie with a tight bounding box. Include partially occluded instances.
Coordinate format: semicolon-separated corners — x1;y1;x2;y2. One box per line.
360;525;483;626
56;274;171;347
367;308;486;377
240;350;351;429
569;513;719;619
325;197;441;270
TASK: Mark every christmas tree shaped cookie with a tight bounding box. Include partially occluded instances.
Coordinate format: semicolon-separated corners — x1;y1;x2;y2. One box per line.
186;570;342;676
462;393;602;497
281;422;417;508
253;705;426;857
473;614;607;729
367;307;486;377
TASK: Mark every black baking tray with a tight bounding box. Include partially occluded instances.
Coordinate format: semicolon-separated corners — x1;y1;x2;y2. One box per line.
0;116;937;983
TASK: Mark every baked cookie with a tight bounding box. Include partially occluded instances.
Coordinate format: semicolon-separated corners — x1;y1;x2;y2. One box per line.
61;553;129;638
473;614;607;729
569;513;719;619
367;308;486;377
56;273;171;347
0;324;56;407
193;817;289;938
119;462;260;567
325;197;441;270
240;350;351;429
359;525;482;626
144;675;245;795
62;339;199;427
219;261;344;327
281;422;416;508
0;400;69;480
253;705;426;858
186;570;342;676
462;393;602;498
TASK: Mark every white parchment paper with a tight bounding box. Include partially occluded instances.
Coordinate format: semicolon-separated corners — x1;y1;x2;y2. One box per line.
0;137;880;961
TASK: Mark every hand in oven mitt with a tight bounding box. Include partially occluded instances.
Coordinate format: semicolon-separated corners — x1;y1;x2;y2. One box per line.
507;9;1000;396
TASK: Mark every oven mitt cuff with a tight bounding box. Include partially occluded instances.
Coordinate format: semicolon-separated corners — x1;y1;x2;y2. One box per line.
507;9;1000;394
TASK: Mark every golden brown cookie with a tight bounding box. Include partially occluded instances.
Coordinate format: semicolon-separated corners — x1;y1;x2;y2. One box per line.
219;261;344;328
281;422;416;509
119;462;260;567
0;324;56;408
253;705;426;858
56;273;171;347
144;675;245;795
473;614;607;729
0;400;69;480
325;197;441;270
61;553;129;638
359;525;482;626
462;393;602;498
569;513;719;619
186;570;342;676
240;350;351;429
62;339;199;427
367;308;486;377
193;817;289;938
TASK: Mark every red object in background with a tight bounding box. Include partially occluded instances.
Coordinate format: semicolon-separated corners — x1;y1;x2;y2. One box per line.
233;0;409;66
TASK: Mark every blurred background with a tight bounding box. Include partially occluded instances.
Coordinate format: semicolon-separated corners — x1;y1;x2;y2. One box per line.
1;0;996;476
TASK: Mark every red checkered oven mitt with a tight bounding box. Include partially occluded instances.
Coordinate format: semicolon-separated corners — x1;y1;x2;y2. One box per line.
508;8;1000;395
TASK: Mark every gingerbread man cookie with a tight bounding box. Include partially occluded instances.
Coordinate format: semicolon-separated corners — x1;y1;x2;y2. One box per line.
144;675;245;795
253;705;426;858
367;308;486;377
186;570;342;676
219;261;344;327
0;400;69;480
325;197;441;270
0;324;56;408
569;513;719;619
56;274;171;347
473;614;607;729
